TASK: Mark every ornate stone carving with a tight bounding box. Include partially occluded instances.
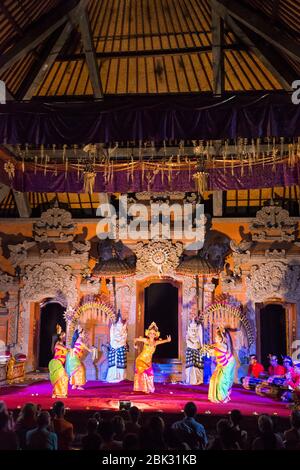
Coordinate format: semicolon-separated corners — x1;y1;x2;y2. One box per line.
246;261;300;302
21;262;78;307
33;203;77;242
230;238;252;254
71;240;91;254
40;248;58;258
8;241;36;267
220;264;242;291
0;270;16;291
135;240;183;275
249;203;297;241
265;249;286;259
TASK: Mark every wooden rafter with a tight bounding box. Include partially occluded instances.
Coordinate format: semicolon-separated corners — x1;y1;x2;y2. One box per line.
213;0;300;63
0;2;23;37
211;2;224;96
72;5;103;99
0;0;81;75
213;1;295;90
20;23;74;100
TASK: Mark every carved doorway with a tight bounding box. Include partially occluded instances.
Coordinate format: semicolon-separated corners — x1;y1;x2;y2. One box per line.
256;302;296;368
38;300;66;369
137;277;182;382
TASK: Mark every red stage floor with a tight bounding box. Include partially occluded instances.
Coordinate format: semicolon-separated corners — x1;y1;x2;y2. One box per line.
0;379;292;417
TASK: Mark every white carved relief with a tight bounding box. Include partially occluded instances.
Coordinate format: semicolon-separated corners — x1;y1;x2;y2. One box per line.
135;240;183;275
0;270;16;291
8;241;36;267
71;240;91;254
33;203;77;242
246;261;300;302
21;261;78;307
116;280;135;320
249;203;297;241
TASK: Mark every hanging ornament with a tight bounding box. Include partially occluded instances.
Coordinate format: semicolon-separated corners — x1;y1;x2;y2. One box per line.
193;156;208;198
4;161;15;180
83;162;96;194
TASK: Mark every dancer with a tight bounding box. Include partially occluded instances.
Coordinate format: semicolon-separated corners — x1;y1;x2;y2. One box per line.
133;322;171;394
106;311;128;383
66;327;93;390
185;317;203;385
48;325;68;399
202;326;236;403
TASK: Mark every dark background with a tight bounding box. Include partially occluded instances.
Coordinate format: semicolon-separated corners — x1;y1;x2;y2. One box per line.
144;283;178;359
38;302;66;368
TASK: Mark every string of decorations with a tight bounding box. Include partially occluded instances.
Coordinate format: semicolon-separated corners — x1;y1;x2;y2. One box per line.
3;138;300;195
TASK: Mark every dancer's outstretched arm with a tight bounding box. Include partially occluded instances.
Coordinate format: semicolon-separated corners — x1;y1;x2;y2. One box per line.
133;337;147;349
156;335;171;345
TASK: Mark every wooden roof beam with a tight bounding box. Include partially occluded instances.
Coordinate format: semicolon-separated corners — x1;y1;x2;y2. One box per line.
0;184;10;204
20;23;74;100
0;2;23;38
13;191;31;218
211;3;224;96
0;0;81;75
213;0;300;63
213;1;295;90
72;6;103;100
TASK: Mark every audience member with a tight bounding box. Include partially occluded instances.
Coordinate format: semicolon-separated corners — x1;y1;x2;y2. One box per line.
0;401;18;450
26;411;58;450
51;401;74;450
172;402;207;449
15;402;37;449
81;418;102;450
252;414;284;450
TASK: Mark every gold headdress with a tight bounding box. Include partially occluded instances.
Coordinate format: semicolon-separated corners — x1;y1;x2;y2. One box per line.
145;321;160;338
56;324;62;335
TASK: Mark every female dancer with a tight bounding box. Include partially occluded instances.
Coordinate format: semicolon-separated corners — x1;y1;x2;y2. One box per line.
203;326;236;403
48;325;68;399
133;322;171;394
66;327;93;390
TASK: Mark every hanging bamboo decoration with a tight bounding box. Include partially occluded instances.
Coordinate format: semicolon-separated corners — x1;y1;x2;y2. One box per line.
83;166;96;194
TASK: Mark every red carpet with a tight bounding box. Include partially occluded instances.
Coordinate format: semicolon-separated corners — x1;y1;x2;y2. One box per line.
0;379;292;417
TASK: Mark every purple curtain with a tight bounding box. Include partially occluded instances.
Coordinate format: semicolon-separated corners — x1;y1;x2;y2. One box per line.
1;159;299;192
0;93;300;144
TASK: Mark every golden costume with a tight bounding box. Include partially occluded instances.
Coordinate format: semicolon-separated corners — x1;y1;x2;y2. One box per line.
49;342;68;398
134;342;156;393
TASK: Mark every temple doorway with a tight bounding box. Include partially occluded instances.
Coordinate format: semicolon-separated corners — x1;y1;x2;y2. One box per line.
38;301;66;368
144;282;179;359
259;303;287;368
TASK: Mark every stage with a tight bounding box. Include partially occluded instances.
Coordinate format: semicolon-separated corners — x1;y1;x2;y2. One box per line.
0;379;292;417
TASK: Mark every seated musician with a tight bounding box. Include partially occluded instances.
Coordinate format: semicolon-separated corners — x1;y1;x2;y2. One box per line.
242;355;265;390
281;358;300;402
255;354;286;399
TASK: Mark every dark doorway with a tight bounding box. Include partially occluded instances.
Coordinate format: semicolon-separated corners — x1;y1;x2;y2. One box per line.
260;304;287;369
144;283;178;359
38;302;66;368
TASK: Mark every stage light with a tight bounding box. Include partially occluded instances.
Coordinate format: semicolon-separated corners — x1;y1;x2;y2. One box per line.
253;412;258;415
205;410;211;414
119;400;131;410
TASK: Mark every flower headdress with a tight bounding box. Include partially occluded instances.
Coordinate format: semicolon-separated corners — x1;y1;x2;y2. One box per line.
145;321;160;338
